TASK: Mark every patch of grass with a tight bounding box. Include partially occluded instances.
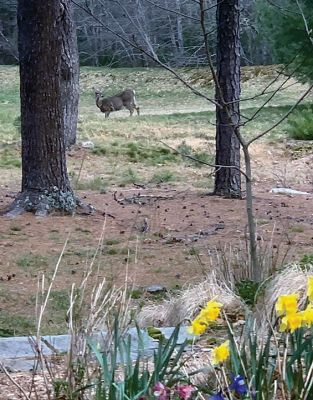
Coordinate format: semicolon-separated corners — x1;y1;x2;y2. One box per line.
49;290;70;312
0;312;35;337
93;141;179;165
130;289;143;299
75;176;108;192
151;170;176;184
126;142;178;165
177;141;214;168
103;246;134;256
188;247;200;256
105;247;119;255
290;225;305;233
0;147;21;168
118;167;139;186
92;145;107;156
191;151;214;167
257;219;269;226
75;227;92;234
10;224;22;232
16;253;49;271
104;238;121;246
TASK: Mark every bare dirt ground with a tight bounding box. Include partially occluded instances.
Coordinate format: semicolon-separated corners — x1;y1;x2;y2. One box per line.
1;140;313;331
1;142;313;399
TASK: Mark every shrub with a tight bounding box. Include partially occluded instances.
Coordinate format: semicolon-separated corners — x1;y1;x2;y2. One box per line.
286;108;313;140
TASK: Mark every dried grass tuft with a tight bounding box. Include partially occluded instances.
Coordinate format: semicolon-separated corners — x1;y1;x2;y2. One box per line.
137;272;246;327
255;263;313;325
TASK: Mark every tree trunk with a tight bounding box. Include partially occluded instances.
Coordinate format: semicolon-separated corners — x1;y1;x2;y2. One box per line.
214;0;242;198
60;0;79;148
8;0;76;216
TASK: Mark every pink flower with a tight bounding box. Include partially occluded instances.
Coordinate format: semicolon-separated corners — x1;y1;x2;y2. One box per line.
153;382;170;400
175;384;194;400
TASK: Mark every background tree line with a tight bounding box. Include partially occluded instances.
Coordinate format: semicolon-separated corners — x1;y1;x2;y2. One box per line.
0;0;275;67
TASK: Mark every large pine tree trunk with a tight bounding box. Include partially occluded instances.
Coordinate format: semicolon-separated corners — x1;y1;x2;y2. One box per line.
8;0;76;216
60;0;79;148
214;0;242;198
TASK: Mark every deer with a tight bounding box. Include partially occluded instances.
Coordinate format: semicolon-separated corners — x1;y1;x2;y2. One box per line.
94;88;140;118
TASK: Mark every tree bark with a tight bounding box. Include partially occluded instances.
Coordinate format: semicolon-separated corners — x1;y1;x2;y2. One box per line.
60;0;79;148
214;0;242;198
8;0;76;216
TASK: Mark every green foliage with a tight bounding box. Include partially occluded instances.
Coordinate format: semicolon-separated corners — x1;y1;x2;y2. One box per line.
151;170;176;184
130;289;143;300
55;318;189;400
0;311;35;337
223;316;313;400
50;290;70;312
300;253;313;268
235;280;260;306
0;147;21;168
16;253;49;270
92;141;179;166
286;107;313;140
258;0;313;82
118;167;139;186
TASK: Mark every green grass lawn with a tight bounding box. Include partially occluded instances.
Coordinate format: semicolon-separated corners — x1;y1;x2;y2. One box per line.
1;65;311;143
0;64;312;188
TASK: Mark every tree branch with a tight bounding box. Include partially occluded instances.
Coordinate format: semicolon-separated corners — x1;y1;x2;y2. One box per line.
295;0;313;46
141;0;200;22
160;140;249;180
247;83;313;146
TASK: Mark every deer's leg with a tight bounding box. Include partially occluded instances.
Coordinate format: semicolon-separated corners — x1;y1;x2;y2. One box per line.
136;107;140;116
129;108;134;117
105;111;110;118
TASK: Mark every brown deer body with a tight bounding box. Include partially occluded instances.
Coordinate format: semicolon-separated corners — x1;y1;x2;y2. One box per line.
95;89;140;118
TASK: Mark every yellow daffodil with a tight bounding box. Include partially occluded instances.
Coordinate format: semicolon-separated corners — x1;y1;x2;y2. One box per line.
280;312;303;333
212;340;230;365
205;300;223;310
188;318;207;335
300;304;313;327
199;300;223;322
307;276;313;302
275;293;298;316
188;299;223;336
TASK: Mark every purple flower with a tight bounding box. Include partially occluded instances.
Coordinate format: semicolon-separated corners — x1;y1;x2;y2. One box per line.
229;375;248;396
210;392;225;400
153;381;170;400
